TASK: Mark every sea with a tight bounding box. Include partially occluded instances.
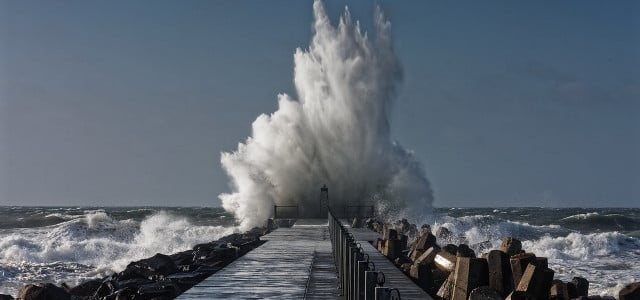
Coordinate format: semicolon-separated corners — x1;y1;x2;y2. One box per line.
0;207;638;297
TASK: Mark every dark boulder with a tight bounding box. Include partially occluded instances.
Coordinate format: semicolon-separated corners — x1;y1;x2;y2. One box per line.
18;283;70;300
136;281;180;299
118;253;178;281
469;286;503;300
94;280;117;298
68;279;102;296
0;294;13;300
456;244;476;258
619;282;640;300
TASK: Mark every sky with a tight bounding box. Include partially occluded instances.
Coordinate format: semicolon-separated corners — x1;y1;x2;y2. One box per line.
0;1;638;208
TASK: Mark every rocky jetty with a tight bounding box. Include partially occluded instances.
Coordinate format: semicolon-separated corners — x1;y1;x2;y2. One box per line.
363;217;640;300
5;226;269;300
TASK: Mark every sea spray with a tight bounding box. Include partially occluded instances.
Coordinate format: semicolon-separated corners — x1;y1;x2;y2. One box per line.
220;0;434;230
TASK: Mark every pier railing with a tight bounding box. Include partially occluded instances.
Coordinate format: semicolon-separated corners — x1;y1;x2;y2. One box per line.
328;209;401;300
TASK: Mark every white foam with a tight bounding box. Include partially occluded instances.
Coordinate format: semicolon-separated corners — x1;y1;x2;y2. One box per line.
219;0;434;230
0;211;237;295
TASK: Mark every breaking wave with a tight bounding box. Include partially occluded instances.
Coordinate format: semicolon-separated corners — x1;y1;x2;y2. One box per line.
0;210;236;295
219;0;434;230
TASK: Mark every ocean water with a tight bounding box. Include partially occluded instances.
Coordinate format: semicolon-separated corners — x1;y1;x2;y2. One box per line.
0;207;638;297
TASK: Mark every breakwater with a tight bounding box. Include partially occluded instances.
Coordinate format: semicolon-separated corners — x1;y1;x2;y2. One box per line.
356;217;640;300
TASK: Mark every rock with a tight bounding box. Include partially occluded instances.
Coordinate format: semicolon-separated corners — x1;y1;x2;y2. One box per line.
113;286;136;300
456;244;476;258
572;277;589;297
18;283;70;300
169;250;194;266
137;281;180;299
116;278;154;290
68;279;102;296
451;257;489;300
469;286;502;300
0;295;13;300
500;237;522;256
436;227;453;240
487;249;514;296
619;282;640;300
119;253;178;281
94;280;116;298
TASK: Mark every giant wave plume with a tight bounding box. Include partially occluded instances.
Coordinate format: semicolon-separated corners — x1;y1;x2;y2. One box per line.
220;1;434;230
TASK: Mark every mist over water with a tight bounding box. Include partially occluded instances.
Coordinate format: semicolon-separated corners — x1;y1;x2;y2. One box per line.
220;1;434;230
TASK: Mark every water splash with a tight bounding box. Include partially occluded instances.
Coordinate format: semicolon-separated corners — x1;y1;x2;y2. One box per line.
220;1;434;230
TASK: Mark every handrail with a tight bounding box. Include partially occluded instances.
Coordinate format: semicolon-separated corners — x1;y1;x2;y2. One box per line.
328;208;400;300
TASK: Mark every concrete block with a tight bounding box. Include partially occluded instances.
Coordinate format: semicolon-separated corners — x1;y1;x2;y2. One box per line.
510;253;536;287
414;246;439;266
410;263;434;290
376;239;385;253
619;282;640;300
572;277;589;297
415;232;437;251
451;257;489;300
436;272;455;300
443;244;458;255
506;291;535;300
409;249;424;262
487;249;514;296
469;286;502;300
500;237;523;256
516;263;554;300
535;257;549;270
434;250;457;273
383;239;400;260
567;282;578;298
550;280;570;300
456;244;476;258
399;234;408;251
383;226;397;240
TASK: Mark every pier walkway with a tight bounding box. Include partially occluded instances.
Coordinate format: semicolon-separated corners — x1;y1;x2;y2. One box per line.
179;217;431;299
178;219;339;299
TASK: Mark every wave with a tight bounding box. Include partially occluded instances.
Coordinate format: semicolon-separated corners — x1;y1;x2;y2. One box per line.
425;214;640;296
0;210;237;293
559;212;640;232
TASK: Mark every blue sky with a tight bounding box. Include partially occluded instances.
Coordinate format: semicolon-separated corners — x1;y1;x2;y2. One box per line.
0;1;638;207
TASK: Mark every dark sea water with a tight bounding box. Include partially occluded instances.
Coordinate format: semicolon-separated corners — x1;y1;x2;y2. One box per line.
0;207;638;297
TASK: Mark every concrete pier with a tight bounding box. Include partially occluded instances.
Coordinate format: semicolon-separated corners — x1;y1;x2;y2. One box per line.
178;220;338;299
179;217;432;299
